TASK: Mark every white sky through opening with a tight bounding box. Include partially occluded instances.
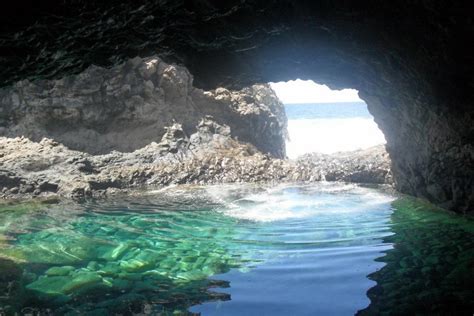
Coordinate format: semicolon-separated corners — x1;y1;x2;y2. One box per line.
270;79;362;104
269;80;386;158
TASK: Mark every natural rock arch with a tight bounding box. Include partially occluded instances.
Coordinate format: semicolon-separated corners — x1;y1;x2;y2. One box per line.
0;1;473;212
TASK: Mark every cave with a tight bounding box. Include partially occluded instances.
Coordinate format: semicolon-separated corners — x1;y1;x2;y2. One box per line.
1;1;472;213
0;1;473;314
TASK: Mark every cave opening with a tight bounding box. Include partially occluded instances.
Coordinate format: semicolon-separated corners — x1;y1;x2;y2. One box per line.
270;79;386;159
0;1;473;314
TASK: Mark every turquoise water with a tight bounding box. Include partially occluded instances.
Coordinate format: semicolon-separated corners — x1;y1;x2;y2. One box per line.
0;183;473;315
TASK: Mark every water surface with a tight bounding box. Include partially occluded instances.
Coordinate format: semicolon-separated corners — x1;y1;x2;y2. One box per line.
0;183;472;315
285;102;386;158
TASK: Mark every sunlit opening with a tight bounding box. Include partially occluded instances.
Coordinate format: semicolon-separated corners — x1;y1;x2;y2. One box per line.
270;80;386;159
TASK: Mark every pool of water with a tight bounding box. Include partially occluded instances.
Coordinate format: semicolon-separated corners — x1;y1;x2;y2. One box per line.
0;183;473;315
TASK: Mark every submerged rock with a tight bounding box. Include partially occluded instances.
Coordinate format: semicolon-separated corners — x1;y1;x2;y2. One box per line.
45;266;75;276
26;272;106;296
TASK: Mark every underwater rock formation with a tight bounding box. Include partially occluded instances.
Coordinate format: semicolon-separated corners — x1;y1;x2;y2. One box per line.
0;56;287;158
357;197;474;315
0;196;241;314
0;118;391;200
0;1;472;212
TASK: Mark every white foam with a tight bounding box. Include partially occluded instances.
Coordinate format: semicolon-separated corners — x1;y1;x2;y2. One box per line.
286;118;386;158
199;184;316;222
216;183;396;222
222;196;316;222
145;183;396;223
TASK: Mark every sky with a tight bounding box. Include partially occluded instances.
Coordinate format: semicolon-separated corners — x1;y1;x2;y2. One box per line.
270;79;362;104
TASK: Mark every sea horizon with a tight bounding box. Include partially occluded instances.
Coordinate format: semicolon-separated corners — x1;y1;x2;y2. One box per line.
284;101;386;158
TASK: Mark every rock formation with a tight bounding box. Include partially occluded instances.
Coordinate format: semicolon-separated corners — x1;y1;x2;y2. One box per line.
296;147;392;185
0;118;391;200
0;1;472;212
0;53;389;202
0;56;287;158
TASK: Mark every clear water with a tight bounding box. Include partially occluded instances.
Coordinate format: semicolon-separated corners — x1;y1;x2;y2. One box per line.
0;183;473;315
285;102;386;158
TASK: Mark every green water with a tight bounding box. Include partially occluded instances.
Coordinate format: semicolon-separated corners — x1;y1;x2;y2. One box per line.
0;183;473;315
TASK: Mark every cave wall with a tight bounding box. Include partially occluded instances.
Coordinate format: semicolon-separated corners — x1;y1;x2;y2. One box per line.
0;0;472;212
0;56;287;157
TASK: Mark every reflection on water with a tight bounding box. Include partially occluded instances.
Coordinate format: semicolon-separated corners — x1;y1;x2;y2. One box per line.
0;183;472;315
358;197;474;315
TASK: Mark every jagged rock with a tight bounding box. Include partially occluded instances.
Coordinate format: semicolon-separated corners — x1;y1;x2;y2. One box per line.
0;117;391;201
296;146;392;184
0;56;287;159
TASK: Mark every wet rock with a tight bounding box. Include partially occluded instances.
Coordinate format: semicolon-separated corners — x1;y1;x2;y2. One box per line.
101;243;130;261
62;272;105;294
45;266;75;276
26;276;68;296
26;272;105;296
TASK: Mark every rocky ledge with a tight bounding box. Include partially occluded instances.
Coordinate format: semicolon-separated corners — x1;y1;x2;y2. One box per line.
0;117;391;201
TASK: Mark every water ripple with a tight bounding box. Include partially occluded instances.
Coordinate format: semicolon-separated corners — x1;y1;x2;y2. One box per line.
0;183;472;315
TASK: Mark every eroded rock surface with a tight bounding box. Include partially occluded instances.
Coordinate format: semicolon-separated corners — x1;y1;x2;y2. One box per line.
297;146;392;185
0;119;391;200
0;56;287;158
0;1;471;211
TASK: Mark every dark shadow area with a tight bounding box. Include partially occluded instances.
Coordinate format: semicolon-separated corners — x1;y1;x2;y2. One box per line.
0;258;25;313
357;197;474;315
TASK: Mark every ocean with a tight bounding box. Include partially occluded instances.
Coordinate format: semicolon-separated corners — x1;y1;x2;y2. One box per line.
284;102;386;158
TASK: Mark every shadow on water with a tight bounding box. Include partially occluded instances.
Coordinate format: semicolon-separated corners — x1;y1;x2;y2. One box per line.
358;197;474;315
